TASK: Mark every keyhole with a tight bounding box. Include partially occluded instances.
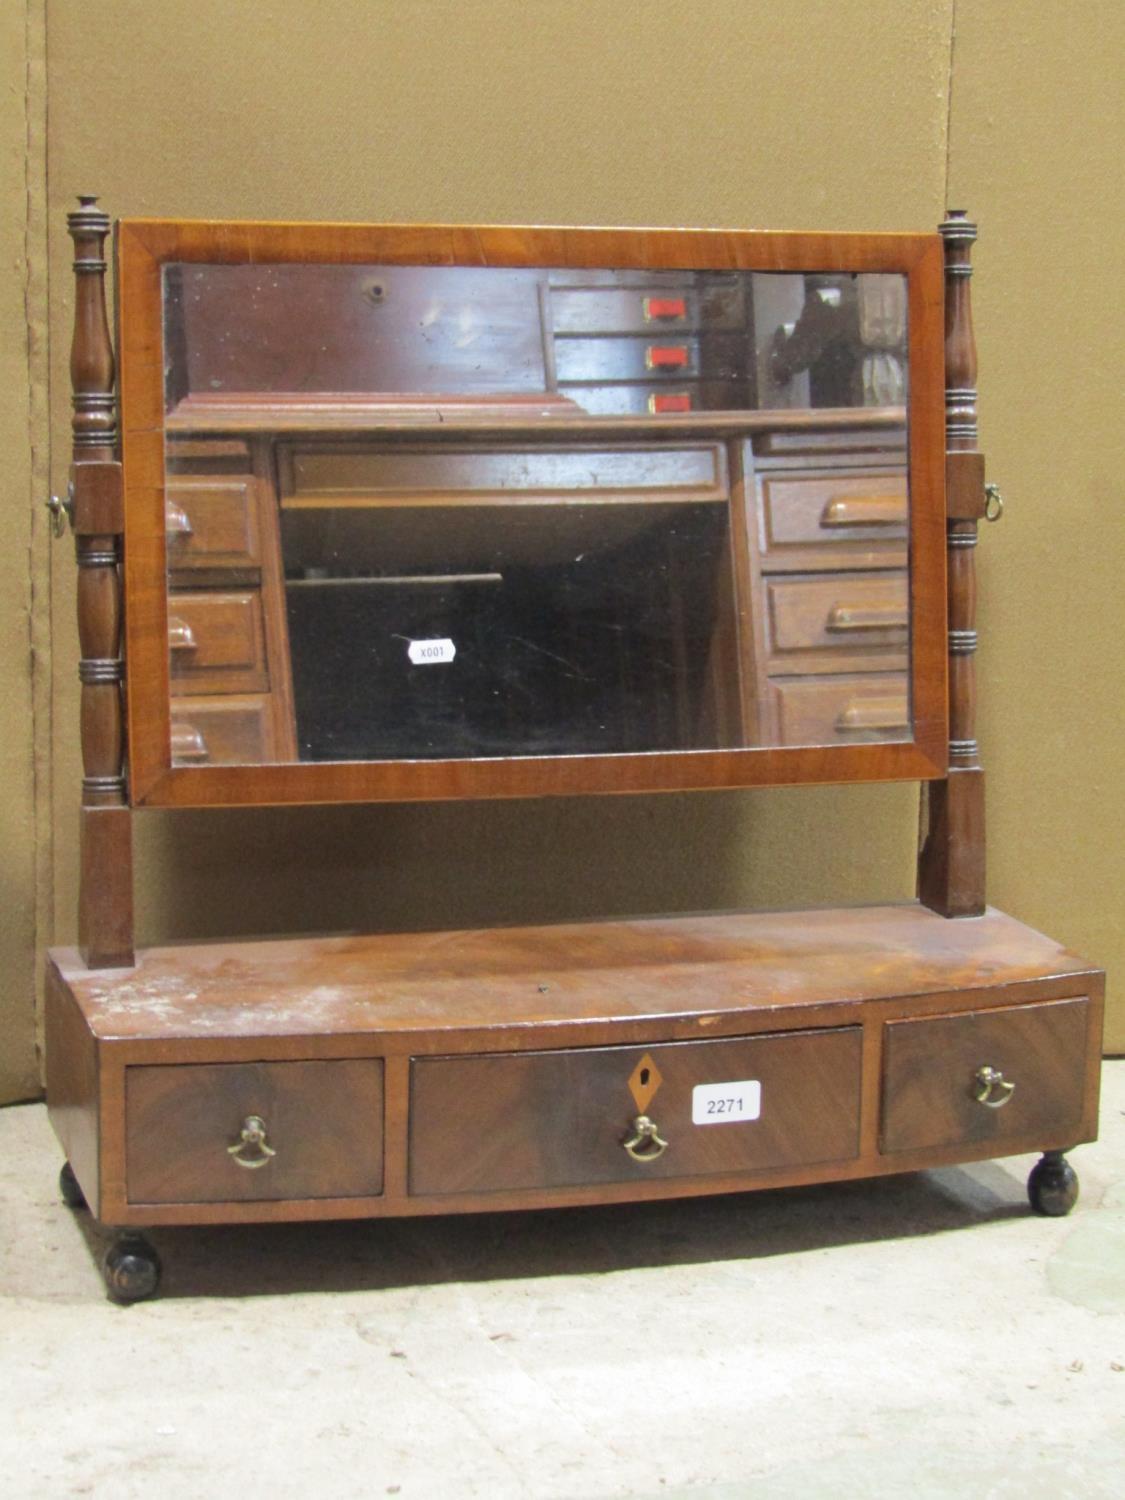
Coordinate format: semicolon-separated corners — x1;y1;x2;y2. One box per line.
640;1067;650;1086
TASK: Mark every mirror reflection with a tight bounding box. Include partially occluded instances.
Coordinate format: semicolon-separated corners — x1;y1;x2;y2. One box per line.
163;264;910;766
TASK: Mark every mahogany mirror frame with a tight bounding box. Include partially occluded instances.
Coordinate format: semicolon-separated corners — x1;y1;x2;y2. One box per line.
116;218;948;809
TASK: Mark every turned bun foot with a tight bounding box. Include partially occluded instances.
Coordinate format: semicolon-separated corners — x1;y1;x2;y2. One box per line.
104;1234;162;1303
59;1160;87;1210
1027;1150;1079;1217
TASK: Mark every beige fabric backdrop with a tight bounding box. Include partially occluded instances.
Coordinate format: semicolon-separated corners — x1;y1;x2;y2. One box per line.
2;0;1121;1101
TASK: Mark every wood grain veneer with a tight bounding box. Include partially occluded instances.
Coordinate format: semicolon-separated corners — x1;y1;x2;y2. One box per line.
410;1030;862;1195
49;904;1099;1046
126;1059;384;1204
881;998;1090;1154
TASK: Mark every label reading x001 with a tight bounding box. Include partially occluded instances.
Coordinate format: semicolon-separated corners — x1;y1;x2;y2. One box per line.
407;638;456;665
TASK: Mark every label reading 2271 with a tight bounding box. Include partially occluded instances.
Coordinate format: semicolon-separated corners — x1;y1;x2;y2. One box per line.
692;1080;762;1125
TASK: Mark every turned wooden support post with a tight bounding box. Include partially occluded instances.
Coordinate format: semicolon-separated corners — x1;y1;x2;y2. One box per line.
918;209;988;917
67;195;134;967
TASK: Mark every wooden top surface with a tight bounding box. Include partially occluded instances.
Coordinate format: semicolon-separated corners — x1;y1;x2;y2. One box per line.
50;904;1099;1042
164;397;908;438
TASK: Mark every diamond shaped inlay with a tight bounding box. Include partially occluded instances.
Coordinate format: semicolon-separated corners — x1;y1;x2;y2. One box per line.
627;1053;663;1114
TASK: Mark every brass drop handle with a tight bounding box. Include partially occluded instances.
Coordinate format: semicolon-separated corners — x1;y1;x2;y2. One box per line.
168;617;197;652
835;694;909;732
826;603;908;633
170;721;210;763
165;501;194;539
973;1065;1016;1109
227;1114;277;1169
820;494;906;529
622;1114;668;1163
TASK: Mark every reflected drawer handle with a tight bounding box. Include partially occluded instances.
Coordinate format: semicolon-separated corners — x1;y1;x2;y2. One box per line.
227;1114;277;1169
646;344;689;370
168;617;197;652
622;1114;668;1163
820;495;907;528
835;694;909;732
826;604;908;633
973;1066;1016;1109
170;721;210;763
643;296;687;322
165;501;194;539
648;392;692;414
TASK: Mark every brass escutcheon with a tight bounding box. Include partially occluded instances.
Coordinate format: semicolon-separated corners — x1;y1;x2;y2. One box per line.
973;1065;1015;1108
622;1114;669;1162
227;1114;277;1169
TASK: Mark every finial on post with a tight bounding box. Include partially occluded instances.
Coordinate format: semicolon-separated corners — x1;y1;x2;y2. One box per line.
67;194;116;459
939;210;979;453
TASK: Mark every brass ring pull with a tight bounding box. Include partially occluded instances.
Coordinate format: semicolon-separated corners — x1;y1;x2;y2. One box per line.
46;482;75;539
984;483;1004;522
622;1114;668;1163
973;1065;1016;1108
227;1115;277;1169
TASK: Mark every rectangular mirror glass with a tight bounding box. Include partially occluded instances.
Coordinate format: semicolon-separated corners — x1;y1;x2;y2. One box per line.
160;262;911;767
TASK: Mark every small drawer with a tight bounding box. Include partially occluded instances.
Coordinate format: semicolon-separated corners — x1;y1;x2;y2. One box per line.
769;674;910;746
165;477;260;575
282;443;727;503
409;1028;861;1196
754;428;907;457
171;694;276;765
765;572;908;672
554;335;750;384
549;283;748;335
758;471;908;570
547;269;696;289
168;590;268;696
556;381;750;417
166;437;253;474
126;1060;384;1204
881;998;1090;1155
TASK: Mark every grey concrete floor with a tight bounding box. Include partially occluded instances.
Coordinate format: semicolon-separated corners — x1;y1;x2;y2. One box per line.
2;1067;1123;1500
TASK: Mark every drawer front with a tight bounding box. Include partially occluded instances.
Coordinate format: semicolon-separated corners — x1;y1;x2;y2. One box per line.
284;443;725;502
557;381;750;417
754;428;908;457
166;437;253;474
554;335;749;384
165;478;260;574
770;673;910;745
171;694;275;765
765;572;908;671
550;283;748;335
758;471;907;569
168;590;268;695
173;263;548;396
410;1028;861;1196
126;1060;384;1204
881;998;1090;1155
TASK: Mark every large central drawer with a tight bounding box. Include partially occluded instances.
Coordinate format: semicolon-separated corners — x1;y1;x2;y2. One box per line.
409;1028;862;1196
